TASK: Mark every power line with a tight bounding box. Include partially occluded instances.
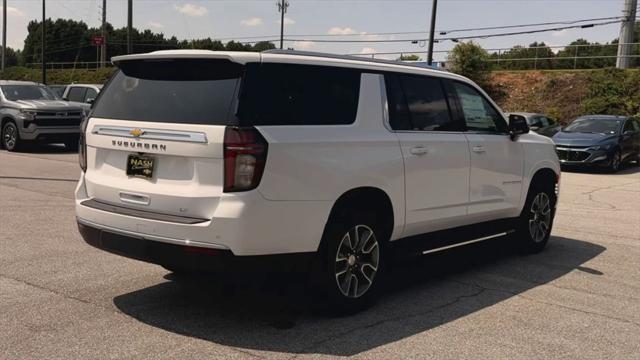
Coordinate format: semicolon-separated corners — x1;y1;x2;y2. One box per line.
205;15;627;41
279;19;623;44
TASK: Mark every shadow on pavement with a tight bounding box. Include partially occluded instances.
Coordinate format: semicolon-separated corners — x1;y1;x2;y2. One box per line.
6;143;76;154
113;236;605;356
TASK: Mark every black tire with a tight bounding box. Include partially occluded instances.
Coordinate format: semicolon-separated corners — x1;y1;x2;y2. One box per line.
2;121;21;152
608;150;622;173
515;178;556;254
312;207;387;314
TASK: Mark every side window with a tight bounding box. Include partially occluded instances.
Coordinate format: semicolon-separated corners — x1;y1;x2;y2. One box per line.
530;116;544;127
238;63;361;126
84;88;98;102
623;120;635;133
398;75;455;131
547;116;557;126
539;117;551;127
632;120;640;132
66;87;86;102
384;74;412;131
453;82;508;133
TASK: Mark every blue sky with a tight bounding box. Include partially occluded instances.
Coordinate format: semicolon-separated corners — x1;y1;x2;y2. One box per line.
1;0;629;60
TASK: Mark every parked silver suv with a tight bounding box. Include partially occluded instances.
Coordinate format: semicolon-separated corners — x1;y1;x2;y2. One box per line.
0;80;85;151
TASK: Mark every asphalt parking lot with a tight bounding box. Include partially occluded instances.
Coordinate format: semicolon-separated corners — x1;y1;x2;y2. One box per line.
1;145;639;359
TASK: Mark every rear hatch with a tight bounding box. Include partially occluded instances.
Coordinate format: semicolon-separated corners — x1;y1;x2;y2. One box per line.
83;58;244;220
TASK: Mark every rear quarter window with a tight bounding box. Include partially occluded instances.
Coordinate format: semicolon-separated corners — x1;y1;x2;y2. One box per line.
238;63;361;126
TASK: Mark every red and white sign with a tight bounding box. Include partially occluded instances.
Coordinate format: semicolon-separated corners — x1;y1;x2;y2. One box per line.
92;36;105;46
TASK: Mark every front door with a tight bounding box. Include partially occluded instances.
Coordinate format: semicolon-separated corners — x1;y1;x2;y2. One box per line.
449;81;524;221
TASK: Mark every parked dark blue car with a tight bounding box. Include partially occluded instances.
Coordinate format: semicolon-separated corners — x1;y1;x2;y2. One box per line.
552;115;640;172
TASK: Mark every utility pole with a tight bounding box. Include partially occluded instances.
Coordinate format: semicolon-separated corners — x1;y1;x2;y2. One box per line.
616;0;637;69
42;0;46;84
2;0;6;71
427;0;438;65
101;0;106;67
277;0;289;50
127;0;132;54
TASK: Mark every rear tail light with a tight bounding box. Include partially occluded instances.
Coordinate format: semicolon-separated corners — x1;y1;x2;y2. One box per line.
223;127;268;192
78;117;88;172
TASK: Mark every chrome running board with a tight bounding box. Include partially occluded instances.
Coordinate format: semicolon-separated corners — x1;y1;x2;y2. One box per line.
422;231;511;255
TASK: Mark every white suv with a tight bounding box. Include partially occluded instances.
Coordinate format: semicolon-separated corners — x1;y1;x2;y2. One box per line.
75;50;560;312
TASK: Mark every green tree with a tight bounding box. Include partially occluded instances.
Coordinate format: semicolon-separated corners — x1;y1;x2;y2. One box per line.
555;39;616;69
492;42;555;70
582;68;640;115
251;41;277;52
1;46;22;66
20;18;275;67
447;41;492;86
397;54;421;61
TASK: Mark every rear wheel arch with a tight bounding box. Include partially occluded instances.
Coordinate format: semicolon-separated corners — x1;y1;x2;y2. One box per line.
318;187;394;252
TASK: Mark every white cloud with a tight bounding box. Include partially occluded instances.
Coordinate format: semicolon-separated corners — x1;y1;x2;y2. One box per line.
360;47;377;54
292;41;314;50
552;29;568;38
277;17;295;25
328;27;358;35
147;21;164;29
174;3;208;17
0;6;25;17
240;17;263;27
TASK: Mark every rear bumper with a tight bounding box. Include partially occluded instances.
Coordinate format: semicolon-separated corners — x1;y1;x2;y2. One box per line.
75;172;332;256
77;220;315;272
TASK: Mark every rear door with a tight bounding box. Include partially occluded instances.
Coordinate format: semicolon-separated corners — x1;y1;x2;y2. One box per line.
84;58;243;219
449;80;524;220
385;74;470;236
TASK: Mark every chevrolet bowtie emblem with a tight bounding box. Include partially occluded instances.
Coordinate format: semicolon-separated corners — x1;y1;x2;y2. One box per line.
129;128;145;137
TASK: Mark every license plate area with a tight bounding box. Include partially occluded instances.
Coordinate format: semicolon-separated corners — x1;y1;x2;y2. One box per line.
126;154;155;179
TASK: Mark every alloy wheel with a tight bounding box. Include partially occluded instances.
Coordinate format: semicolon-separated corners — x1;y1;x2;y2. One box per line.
3;124;17;149
334;224;380;298
529;192;551;243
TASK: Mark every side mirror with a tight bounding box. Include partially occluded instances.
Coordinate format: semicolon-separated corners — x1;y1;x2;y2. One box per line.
86;98;95;104
509;114;529;140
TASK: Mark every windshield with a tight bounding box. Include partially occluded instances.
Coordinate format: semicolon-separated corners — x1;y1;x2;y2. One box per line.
48;85;67;98
563;118;623;134
1;85;60;101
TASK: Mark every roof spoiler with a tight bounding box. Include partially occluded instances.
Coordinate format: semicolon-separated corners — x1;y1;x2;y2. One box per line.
111;51;260;66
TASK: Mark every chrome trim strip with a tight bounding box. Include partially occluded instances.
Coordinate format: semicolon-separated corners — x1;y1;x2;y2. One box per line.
91;125;207;143
555;147;589;152
422;231;511;255
77;217;229;250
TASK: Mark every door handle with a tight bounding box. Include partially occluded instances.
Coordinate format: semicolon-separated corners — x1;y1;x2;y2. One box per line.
410;146;429;155
472;145;486;153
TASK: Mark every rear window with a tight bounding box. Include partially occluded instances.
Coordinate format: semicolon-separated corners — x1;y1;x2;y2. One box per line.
238;63;361;126
91;59;242;125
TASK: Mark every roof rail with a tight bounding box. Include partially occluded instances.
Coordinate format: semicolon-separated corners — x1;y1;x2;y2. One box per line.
262;49;446;72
